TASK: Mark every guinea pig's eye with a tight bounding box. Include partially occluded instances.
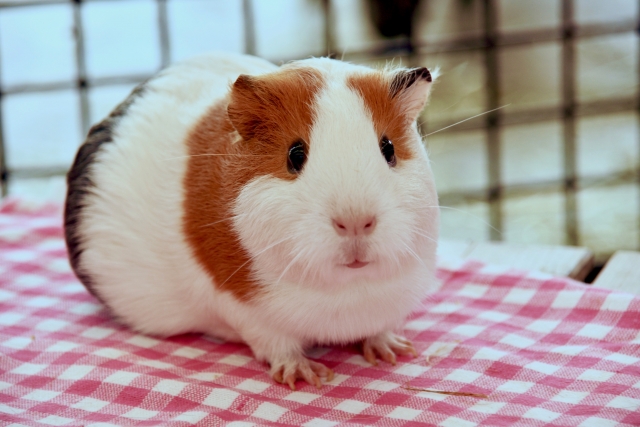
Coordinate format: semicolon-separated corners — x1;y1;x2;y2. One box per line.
380;136;396;167
287;140;307;174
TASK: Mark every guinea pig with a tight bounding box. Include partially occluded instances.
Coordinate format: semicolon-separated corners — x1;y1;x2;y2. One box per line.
64;52;439;389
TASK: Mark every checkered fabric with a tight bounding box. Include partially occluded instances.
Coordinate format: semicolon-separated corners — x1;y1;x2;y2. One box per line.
1;199;640;427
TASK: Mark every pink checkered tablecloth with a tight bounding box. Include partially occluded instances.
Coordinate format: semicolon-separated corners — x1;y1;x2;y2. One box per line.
1;199;640;427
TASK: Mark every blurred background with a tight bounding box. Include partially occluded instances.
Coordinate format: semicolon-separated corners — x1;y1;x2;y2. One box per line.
0;0;637;265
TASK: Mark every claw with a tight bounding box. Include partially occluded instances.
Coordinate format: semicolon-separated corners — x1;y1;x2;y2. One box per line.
408;346;418;357
286;375;296;390
273;369;284;384
326;368;335;382
395;343;418;357
398;337;413;346
270;356;332;389
382;350;396;365
363;344;378;366
362;332;416;366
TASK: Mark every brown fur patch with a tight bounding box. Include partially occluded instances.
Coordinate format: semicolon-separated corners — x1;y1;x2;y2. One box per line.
183;67;323;301
347;73;419;161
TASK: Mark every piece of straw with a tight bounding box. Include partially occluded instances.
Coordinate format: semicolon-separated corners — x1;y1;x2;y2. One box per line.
402;385;488;399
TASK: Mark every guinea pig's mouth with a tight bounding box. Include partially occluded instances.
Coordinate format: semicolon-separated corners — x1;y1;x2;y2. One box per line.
345;260;369;269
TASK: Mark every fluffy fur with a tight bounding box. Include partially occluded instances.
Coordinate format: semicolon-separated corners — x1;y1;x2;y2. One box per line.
65;52;439;389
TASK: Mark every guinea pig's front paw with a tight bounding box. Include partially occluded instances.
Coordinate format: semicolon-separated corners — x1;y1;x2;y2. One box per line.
362;332;418;366
269;355;334;390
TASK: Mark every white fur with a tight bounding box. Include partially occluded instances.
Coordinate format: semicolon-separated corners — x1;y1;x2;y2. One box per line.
76;53;439;374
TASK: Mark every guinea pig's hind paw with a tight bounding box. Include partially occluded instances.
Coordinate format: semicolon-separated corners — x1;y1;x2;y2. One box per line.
270;357;334;390
363;332;418;366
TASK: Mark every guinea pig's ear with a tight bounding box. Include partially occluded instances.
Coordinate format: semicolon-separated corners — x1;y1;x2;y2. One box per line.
228;74;263;140
390;67;436;122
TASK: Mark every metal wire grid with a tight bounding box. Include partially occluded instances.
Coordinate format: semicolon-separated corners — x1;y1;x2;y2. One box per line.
0;0;637;251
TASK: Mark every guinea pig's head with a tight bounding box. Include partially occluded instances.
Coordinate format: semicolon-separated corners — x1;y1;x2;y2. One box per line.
227;58;438;289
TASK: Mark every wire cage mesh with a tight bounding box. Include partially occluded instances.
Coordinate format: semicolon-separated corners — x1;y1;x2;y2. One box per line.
0;0;638;263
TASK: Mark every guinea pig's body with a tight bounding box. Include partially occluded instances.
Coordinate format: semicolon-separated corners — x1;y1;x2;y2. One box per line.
65;52;439;388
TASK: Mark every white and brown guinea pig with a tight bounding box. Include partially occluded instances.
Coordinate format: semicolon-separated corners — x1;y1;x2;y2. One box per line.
64;52;439;389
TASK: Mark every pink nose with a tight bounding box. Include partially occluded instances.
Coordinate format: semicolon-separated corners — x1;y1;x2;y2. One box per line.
332;215;377;237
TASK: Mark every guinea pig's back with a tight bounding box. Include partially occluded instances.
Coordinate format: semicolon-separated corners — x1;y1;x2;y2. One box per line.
64;52;276;335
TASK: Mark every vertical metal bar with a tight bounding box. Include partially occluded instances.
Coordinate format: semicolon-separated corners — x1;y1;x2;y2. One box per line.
157;0;171;69
562;0;579;245
242;0;256;56
0;95;6;196
322;0;335;58
0;25;6;196
72;0;91;136
406;2;419;68
483;0;502;240
0;121;5;196
637;6;640;251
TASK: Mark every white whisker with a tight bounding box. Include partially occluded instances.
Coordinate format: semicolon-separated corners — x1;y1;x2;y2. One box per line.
412;230;439;244
299;248;319;285
219;236;293;288
301;253;316;283
440;97;465;112
275;251;305;285
199;213;247;229
424;104;511;137
400;241;426;268
424;205;503;236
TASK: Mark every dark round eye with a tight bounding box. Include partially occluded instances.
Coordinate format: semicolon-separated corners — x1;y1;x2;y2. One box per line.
287;140;307;174
380;136;396;167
